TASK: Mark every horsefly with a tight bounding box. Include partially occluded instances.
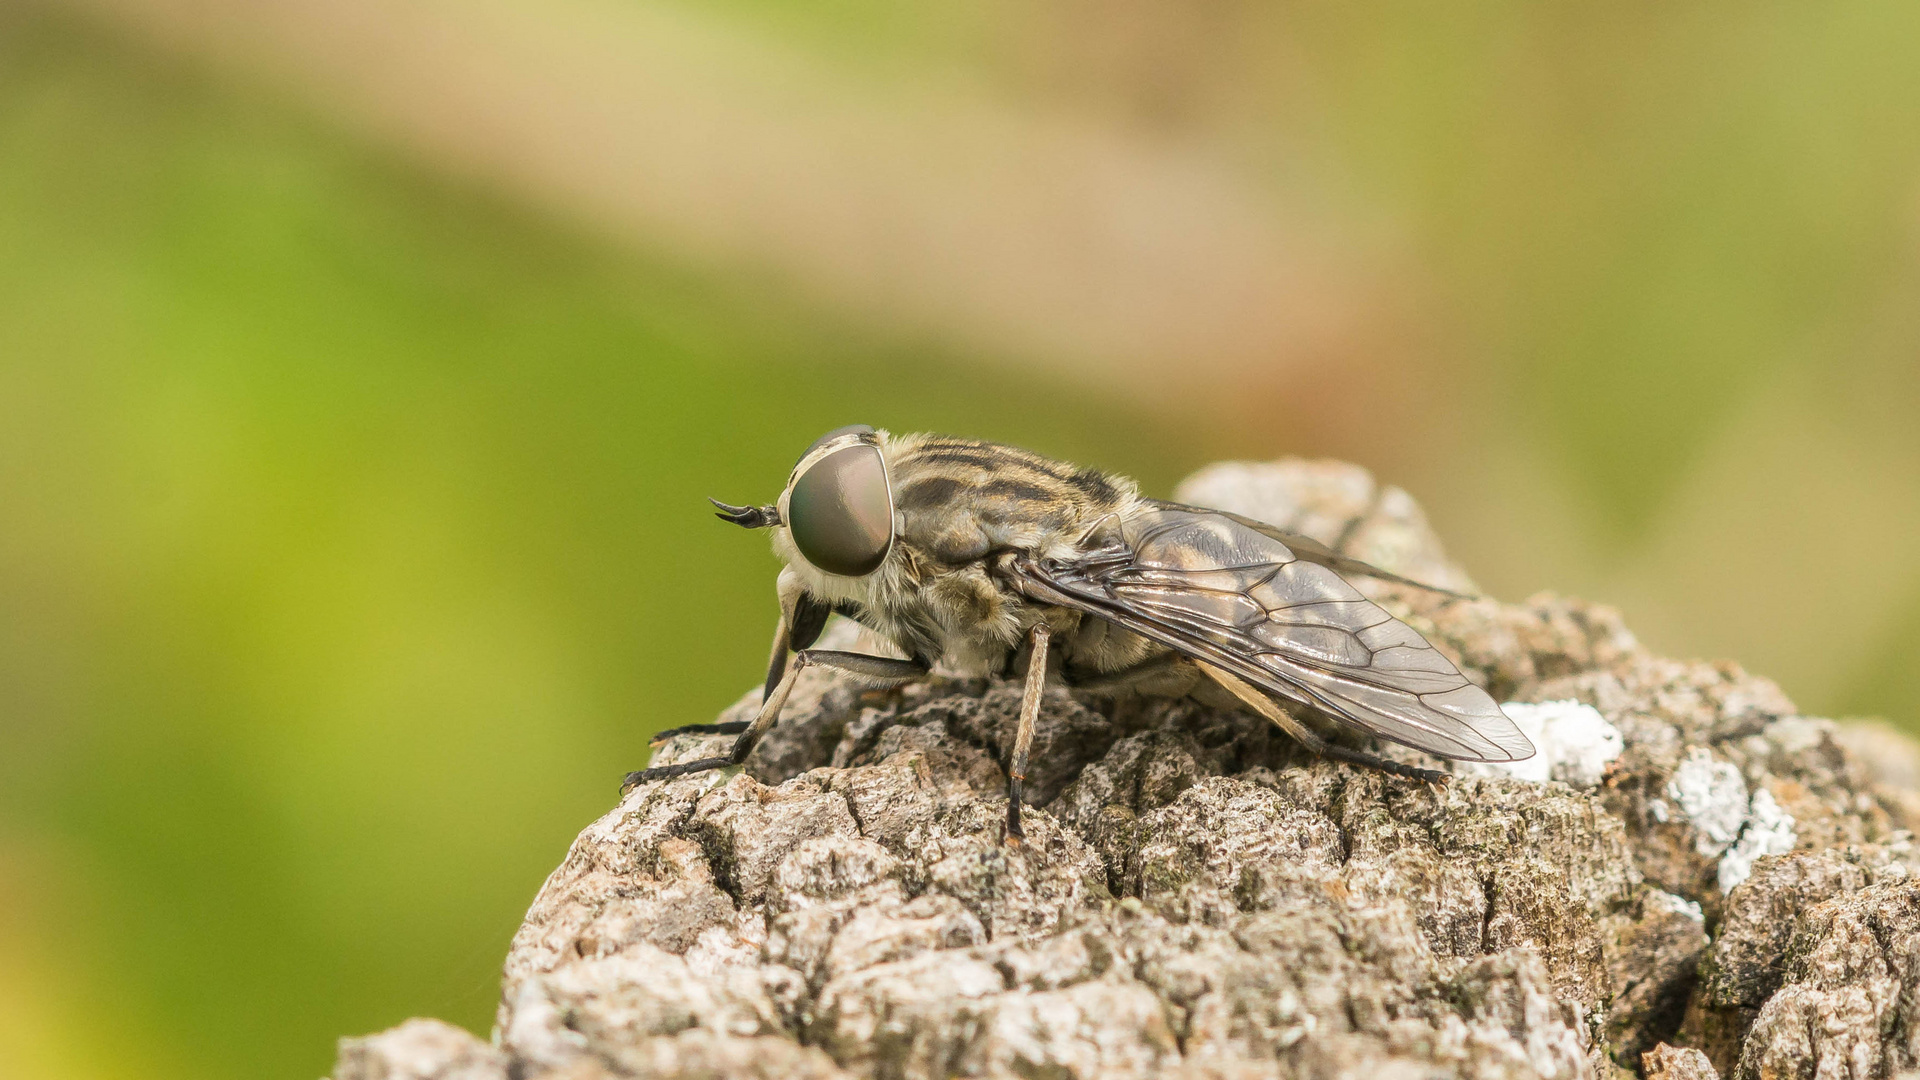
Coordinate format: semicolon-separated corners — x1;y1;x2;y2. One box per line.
625;426;1534;843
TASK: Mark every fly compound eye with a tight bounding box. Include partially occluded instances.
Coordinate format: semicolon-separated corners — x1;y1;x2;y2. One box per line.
801;424;875;460
787;442;893;576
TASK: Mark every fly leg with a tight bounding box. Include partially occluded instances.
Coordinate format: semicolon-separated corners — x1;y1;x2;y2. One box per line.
648;721;750;743
1201;663;1448;784
1004;623;1051;846
1059;651;1197;695
623;649;929;791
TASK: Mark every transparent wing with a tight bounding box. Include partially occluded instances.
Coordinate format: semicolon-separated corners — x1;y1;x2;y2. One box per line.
1008;506;1534;763
1141;497;1470;597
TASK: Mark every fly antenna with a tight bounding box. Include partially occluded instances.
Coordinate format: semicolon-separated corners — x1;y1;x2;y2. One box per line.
710;498;780;528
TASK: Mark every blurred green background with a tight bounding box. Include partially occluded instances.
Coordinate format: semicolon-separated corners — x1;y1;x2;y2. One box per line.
2;2;1917;1077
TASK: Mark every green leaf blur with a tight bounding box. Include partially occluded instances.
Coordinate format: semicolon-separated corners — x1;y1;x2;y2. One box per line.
0;11;1210;1079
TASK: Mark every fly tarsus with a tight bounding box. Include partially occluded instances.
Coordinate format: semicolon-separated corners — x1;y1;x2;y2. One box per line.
1314;741;1449;784
648;721;751;745
621;756;733;792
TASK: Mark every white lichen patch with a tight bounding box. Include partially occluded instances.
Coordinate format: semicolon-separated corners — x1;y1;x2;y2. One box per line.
1645;889;1706;924
1459;700;1623;787
1662;747;1800;892
1718;788;1798;893
1667;747;1750;857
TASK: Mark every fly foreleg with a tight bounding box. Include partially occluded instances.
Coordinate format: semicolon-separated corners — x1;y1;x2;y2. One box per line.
622;649;929;792
646;721;751;743
1004;623;1051;846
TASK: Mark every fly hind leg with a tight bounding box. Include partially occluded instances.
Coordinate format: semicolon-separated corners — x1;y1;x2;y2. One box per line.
1200;663;1448;785
1060;651;1200;697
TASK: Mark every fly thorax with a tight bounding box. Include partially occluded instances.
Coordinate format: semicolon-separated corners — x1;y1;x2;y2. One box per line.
903;516;991;565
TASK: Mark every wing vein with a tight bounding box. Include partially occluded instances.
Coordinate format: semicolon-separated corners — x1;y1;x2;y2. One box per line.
1000;506;1532;764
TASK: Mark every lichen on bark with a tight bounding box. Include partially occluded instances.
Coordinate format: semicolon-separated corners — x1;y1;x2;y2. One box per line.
332;458;1920;1080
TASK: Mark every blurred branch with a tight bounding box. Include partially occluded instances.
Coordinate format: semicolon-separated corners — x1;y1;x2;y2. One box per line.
49;0;1389;399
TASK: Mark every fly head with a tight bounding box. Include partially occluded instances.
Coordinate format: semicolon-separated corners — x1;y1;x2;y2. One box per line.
778;425;896;578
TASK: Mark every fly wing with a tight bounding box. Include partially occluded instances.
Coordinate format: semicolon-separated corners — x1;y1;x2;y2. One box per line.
1007;506;1534;763
1141;497;1469;597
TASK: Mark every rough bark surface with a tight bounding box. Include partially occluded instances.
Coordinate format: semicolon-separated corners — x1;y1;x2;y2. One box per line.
332;458;1920;1080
